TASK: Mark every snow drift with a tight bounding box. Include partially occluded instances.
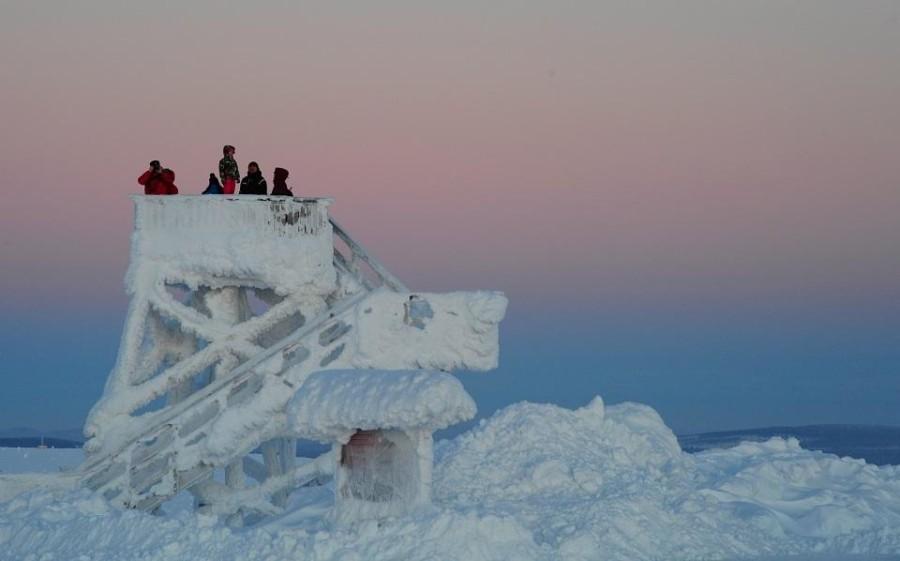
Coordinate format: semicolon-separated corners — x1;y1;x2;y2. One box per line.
2;397;900;561
436;398;900;560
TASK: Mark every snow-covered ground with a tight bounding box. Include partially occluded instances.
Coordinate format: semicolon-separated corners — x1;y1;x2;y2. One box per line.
0;448;83;475
2;397;899;561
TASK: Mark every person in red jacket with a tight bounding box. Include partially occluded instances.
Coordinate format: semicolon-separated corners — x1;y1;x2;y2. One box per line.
138;161;178;195
161;168;178;195
138;160;164;194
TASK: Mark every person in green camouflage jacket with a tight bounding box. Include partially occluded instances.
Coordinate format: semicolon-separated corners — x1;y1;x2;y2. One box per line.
219;145;240;194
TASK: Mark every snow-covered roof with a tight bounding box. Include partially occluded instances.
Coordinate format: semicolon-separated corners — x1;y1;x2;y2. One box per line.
286;370;477;442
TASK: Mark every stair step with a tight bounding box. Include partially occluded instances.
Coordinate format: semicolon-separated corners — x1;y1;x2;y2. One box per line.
79;289;372;510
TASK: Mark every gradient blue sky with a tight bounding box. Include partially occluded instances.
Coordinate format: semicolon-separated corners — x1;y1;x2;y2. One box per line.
1;1;898;435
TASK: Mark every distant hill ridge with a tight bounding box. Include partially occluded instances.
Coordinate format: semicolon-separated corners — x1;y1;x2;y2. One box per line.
2;424;898;465
0;437;83;449
0;427;84;449
0;426;84;442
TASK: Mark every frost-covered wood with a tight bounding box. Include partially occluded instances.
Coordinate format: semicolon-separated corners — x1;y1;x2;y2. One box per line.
286;371;475;521
331;429;434;522
73;196;506;522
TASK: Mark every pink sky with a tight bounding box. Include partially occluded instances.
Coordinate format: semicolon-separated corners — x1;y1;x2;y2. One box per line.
1;1;900;431
1;1;899;317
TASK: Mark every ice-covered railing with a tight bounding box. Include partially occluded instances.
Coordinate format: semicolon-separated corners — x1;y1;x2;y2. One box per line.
133;195;332;237
128;196;336;295
331;218;407;292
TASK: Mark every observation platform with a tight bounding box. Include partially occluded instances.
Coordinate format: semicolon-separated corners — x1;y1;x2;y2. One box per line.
129;195;338;295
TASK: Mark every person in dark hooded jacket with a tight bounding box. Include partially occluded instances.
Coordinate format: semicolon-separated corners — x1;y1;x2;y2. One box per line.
239;161;267;195
270;167;293;196
202;173;223;194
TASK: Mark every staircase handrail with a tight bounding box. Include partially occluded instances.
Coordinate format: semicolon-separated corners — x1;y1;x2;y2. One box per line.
80;289;371;476
330;218;408;292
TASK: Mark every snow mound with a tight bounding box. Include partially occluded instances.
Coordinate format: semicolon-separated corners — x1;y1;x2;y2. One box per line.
435;398;900;560
686;438;900;540
287;370;476;443
436;397;682;501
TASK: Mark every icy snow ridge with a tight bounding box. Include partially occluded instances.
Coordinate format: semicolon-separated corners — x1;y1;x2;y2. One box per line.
3;397;900;561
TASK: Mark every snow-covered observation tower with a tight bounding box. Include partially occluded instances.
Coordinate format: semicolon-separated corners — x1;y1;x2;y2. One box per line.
75;195;506;524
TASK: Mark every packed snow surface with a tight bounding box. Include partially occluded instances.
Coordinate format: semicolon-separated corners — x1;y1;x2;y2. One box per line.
287;370;476;443
3;397;900;561
0;448;82;475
